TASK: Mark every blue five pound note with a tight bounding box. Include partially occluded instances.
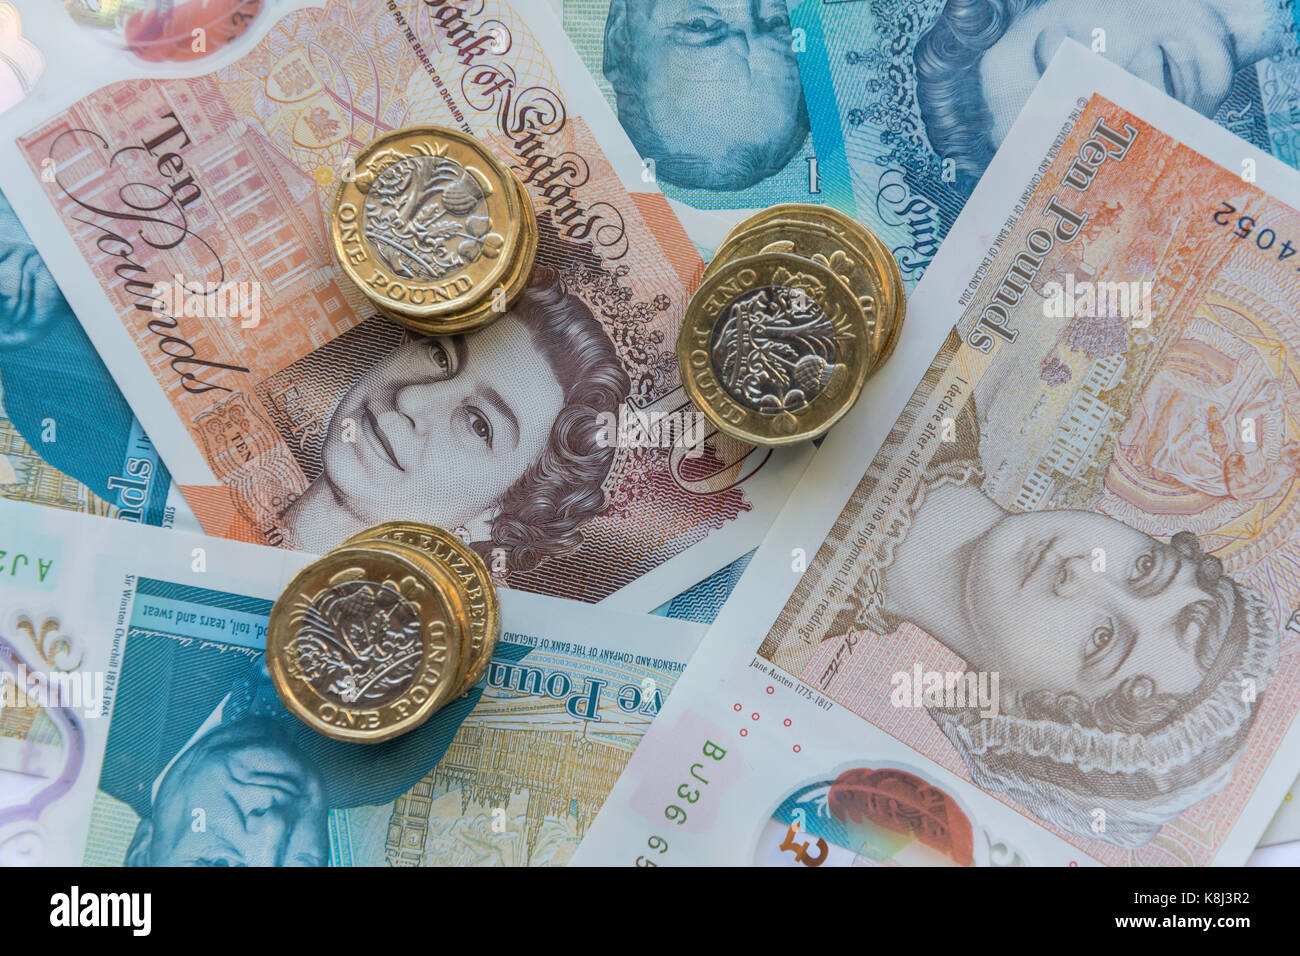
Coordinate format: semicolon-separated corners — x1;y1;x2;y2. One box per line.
0;188;177;525
788;0;1300;288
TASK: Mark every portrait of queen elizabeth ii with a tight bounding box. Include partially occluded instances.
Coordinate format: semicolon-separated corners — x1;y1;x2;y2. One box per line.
279;268;630;575
807;401;1279;849
913;0;1286;185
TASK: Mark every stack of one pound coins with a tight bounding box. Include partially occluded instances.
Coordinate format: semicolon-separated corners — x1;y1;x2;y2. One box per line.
267;522;500;744
678;204;906;447
330;125;538;335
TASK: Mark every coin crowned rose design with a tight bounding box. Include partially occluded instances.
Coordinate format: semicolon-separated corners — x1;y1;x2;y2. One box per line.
702;204;905;374
329;125;535;330
291;573;431;708
679;252;872;446
342;521;500;698
363;154;497;281
710;284;839;414
267;541;465;743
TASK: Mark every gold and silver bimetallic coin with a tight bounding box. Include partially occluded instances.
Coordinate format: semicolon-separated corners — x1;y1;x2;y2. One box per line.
679;252;873;447
330;125;538;334
705;204;905;373
267;538;467;744
372;172;538;335
343;521;500;698
683;205;906;446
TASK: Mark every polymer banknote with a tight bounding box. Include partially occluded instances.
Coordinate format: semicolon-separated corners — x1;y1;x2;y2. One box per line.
4;170;728;621
4;1;740;625
788;0;1300;290
0;186;194;530
0;2;40;114
653;549;753;625
0;497;704;866
324;607;701;866
0;0;813;610
58;0;279;65
0;1;269;531
577;42;1300;867
1;7;734;627
557;0;825;234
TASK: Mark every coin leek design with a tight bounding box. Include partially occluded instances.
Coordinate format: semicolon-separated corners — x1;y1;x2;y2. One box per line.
706;203;905;373
343;521;500;697
268;540;465;743
374;172;538;335
331;125;535;329
679;252;871;446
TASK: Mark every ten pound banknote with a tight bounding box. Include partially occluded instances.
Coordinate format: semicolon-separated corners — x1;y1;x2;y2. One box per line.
0;497;703;866
0;0;815;611
0;185;197;531
787;0;1300;292
577;41;1300;867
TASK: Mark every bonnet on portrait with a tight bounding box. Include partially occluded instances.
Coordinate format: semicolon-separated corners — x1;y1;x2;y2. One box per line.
929;545;1279;848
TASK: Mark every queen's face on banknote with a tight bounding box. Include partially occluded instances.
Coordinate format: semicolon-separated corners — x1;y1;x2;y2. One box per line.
283;272;630;572
914;0;1285;180
320;316;564;538
602;0;809;191
126;718;328;867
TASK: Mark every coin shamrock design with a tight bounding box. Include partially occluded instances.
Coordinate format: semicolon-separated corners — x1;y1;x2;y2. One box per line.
363;155;497;281
291;573;436;708
709;285;839;414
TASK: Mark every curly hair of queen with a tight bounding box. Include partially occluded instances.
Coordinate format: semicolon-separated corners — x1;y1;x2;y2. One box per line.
914;0;1042;185
476;268;630;574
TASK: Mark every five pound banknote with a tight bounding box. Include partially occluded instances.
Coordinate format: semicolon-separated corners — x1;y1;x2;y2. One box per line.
558;0;827;240
0;186;194;529
788;0;1300;290
0;497;703;866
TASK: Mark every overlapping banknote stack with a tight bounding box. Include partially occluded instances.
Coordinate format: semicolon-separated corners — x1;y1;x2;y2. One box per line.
4;0;1300;870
